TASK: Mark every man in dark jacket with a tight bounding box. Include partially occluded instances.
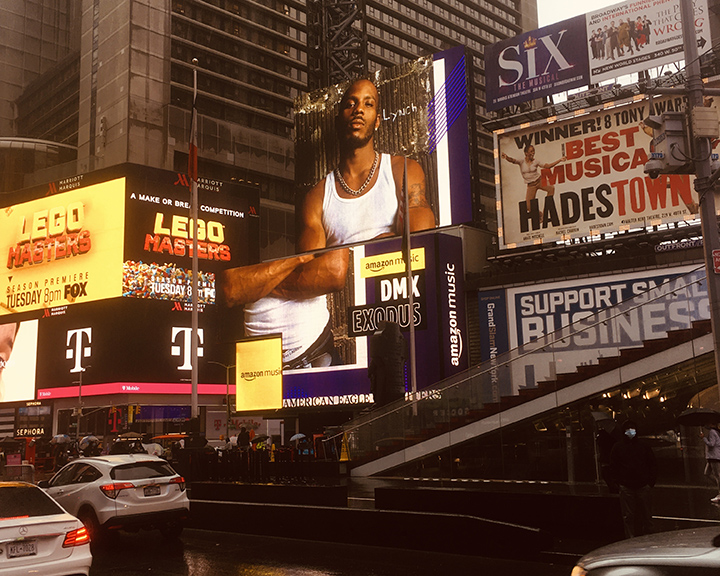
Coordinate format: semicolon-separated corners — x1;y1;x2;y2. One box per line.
610;419;657;538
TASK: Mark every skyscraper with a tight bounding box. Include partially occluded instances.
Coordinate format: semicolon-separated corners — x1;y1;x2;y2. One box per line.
2;0;534;246
308;0;537;232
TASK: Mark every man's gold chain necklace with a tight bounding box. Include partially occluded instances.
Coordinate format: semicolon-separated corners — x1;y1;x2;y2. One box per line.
335;152;379;196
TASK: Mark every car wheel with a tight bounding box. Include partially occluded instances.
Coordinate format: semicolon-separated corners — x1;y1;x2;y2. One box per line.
78;508;104;546
160;521;184;539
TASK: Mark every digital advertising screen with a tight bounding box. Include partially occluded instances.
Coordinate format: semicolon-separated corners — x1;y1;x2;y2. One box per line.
122;166;260;307
235;336;283;412
1;180;126;315
33;296;242;400
221;232;469;409
294;45;473;234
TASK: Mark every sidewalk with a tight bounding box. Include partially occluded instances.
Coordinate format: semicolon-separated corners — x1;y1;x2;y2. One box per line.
345;477;720;558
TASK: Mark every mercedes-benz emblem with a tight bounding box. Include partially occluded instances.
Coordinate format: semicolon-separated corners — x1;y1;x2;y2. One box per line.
18;526;28;536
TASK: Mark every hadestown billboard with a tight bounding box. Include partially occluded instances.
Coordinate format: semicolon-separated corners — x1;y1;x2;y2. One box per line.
485;0;711;111
494;95;720;248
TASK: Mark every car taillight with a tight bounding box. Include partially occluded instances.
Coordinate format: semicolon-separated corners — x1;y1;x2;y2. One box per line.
169;476;186;491
63;526;90;547
100;482;135;499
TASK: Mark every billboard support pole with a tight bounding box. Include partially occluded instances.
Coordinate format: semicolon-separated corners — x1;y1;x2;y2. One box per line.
680;1;720;396
190;59;199;422
209;361;234;440
402;158;418;414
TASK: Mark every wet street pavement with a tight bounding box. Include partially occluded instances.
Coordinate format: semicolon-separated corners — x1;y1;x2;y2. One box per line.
89;528;570;575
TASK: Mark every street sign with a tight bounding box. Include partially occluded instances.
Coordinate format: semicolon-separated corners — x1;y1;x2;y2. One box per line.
713;249;720;274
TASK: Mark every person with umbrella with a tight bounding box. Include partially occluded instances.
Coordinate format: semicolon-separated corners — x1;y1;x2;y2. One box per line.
701;422;720;502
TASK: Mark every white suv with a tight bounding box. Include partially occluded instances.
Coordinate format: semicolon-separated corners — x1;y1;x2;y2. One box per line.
40;454;189;542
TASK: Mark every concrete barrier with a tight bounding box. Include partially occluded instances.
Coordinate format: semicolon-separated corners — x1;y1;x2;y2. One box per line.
374;487;624;543
190;482;348;507
189;499;553;559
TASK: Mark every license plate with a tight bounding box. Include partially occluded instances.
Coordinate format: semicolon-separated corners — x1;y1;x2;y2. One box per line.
144;485;161;496
8;540;37;558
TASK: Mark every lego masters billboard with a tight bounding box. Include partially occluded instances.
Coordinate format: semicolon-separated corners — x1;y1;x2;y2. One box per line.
2;165;259;315
0;165;259;404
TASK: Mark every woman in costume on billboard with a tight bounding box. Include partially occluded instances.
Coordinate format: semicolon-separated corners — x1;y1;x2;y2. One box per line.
501;145;565;222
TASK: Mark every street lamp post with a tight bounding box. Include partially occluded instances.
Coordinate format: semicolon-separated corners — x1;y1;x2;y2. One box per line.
209;361;235;439
679;1;720;395
74;365;89;440
645;4;720;395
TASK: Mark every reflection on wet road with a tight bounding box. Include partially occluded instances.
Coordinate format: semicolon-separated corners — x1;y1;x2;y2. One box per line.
89;529;569;576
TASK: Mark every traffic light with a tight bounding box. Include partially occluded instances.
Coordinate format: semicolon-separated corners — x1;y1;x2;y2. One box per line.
128;404;141;424
643;107;720;179
643;112;692;178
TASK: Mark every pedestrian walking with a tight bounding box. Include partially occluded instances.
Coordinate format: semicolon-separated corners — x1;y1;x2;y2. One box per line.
702;423;720;501
610;419;656;538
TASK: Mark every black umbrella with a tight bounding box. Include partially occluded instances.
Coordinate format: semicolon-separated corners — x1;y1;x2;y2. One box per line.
677;407;720;427
0;436;20;447
251;434;269;444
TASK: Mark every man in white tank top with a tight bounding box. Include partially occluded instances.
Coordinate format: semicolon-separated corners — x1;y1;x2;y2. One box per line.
221;79;435;368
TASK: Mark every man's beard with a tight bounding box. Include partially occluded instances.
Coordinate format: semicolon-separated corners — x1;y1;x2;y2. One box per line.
340;124;375;151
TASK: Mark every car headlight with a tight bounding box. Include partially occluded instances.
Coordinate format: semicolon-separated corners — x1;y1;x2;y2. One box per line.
570;566;588;576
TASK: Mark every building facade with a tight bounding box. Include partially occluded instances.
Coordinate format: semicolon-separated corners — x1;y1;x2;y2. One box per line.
0;0;535;448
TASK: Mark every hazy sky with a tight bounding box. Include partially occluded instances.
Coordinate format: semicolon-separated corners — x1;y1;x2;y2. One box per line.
537;0;617;26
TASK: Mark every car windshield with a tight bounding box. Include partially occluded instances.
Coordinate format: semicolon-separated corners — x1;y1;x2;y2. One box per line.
0;484;64;519
111;461;177;481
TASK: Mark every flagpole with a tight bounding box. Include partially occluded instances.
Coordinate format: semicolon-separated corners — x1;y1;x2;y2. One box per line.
190;58;199;422
403;158;418;411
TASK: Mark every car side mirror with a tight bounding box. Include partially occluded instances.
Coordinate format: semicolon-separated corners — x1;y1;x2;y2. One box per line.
38;480;49;488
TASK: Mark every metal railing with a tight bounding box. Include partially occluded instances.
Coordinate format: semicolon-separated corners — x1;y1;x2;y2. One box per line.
1;463;35;484
329;266;712;476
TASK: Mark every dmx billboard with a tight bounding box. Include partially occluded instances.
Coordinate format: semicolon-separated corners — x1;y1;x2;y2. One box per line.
294;45;474;231
220;232;468;409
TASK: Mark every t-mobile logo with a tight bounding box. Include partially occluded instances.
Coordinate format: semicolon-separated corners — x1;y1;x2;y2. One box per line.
171;327;204;370
66;328;92;373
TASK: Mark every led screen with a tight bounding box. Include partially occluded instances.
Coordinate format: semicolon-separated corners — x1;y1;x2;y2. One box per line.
235;336;283;412
1;180;126;314
0;319;38;403
294;45;473;233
